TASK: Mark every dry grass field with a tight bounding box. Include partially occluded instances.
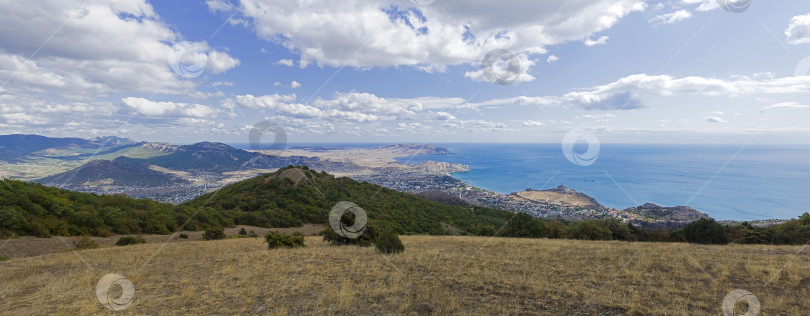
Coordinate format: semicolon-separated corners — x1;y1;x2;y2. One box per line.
1;235;808;315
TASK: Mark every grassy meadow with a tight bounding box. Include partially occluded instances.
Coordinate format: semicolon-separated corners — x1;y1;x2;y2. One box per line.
1;235;808;315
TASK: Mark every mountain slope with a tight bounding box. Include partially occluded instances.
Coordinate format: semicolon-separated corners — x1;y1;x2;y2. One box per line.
182;166;509;234
38;156;190;188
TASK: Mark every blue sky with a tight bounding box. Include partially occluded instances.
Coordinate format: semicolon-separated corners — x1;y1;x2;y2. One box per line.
0;0;809;144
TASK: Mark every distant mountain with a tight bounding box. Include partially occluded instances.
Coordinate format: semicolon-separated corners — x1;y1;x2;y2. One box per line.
372;144;453;155
0;134;136;162
38;156;190;188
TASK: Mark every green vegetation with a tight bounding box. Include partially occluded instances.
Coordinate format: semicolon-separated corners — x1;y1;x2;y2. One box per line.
374;224;404;254
202;226;226;240
178;233;189;239
115;236;146;246
5;166;810;247
682;218;730;244
264;231;305;249
0;255;9;262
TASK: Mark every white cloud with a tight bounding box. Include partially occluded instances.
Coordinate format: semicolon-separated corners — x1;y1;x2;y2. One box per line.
546;55;559;63
522;120;545;127
786;13;810;45
122;97;218;118
463;73;810;111
649;10;692;26
0;0;239;97
434;111;457;121
705;116;727;123
584;36;609;46
277;59;295;67
764;102;810;110
214;0;645;78
290;81;302;88
1;112;50;125
464;53;537;83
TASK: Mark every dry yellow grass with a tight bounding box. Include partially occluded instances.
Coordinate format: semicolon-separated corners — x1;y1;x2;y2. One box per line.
1;236;808;315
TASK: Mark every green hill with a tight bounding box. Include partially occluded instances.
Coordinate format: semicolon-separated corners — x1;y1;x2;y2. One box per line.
38;156;190;188
1;166;511;238
181;166;510;235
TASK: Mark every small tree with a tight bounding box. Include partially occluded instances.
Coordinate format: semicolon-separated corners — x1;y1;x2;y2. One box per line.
248;230;258;238
265;231;305;249
116;236;146;246
374;224;404;254
682;218;730;244
238;228;247;236
202;226;226;240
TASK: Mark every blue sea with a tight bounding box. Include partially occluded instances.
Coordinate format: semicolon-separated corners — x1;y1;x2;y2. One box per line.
391;143;810;221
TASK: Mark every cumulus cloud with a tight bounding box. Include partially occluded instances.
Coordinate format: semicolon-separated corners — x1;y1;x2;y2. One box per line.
583;35;609;46
522;120;545;127
212;0;645;79
650;10;691;26
290;81;302;88
277;59;295;67
122;97;218;118
786;13;810;45
0;0;239;97
546;55;559;63
463;73;810;110
464;53;537;83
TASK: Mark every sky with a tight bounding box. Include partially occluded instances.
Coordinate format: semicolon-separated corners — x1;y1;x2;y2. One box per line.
0;0;809;144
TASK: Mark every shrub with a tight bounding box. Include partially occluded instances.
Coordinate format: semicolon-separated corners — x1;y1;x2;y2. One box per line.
322;223;376;246
567;220;612;241
248;230;258;238
0;255;9;262
374;224;404;254
73;235;99;250
116;236;146;246
178;233;189;239
202;226;226;240
265;231;305;249
681;218;730;245
238;228;247;236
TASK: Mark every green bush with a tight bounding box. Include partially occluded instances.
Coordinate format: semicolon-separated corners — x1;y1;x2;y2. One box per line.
238;228;247;236
681;218;730;245
178;233;189;239
115;236;146;246
202;226;226;240
0;255;9;262
374;224;404;254
322;223;376;246
264;231;305;249
567;220;612;240
248;230;258;238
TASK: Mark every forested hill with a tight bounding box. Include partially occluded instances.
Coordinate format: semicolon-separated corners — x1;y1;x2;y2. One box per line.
0;166;510;237
181;166;510;235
